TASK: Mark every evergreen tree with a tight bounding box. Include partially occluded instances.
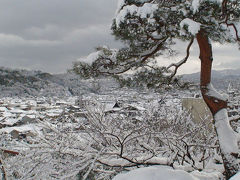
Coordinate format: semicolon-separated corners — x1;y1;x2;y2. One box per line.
72;1;240;178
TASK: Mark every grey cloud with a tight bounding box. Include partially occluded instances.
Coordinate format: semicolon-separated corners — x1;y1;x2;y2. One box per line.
0;0;117;35
0;0;121;73
0;0;239;74
0;24;120;73
212;43;240;70
160;40;240;74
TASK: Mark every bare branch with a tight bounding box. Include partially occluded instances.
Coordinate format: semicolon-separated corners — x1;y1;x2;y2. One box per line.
167;37;194;80
220;0;240;41
226;22;240;41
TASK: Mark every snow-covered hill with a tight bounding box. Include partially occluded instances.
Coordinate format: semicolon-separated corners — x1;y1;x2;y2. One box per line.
1;66;240;97
0;67;119;97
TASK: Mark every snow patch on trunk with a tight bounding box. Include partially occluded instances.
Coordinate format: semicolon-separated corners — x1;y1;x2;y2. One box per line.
206;83;228;101
214;108;239;154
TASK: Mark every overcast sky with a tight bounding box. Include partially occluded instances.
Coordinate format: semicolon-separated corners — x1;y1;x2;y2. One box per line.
0;0;239;74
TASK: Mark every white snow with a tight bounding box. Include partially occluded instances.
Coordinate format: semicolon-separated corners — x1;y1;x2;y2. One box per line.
180;18;201;35
145;157;170;165
115;3;158;27
24;114;36;119
206;83;228;101
214;108;239;154
0;77;239;179
113;166;198;180
191;170;223;180
228;22;240;40
113;166;225;180
0;124;40;134
77;47;118;66
138;3;158;18
2;118;20;126
98;158;130;167
192;0;200;14
192;0;223;14
9;108;26;114
0;107;8;111
1;111;12;117
26;99;37;106
230;172;240;180
78;51;102;65
115;5;137;27
211;0;223;4
116;0;125;14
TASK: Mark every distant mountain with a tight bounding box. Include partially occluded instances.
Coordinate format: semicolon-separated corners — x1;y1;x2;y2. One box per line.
182;68;240;90
1;67;239;97
183;69;240;80
0;67;119;97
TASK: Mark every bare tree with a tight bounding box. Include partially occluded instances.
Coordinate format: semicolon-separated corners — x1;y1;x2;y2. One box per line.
3;100;217;179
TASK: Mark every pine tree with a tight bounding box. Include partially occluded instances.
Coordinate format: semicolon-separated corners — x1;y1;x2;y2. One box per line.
72;1;240;178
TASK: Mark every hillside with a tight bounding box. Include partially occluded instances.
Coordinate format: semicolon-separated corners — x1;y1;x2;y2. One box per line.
182;68;240;90
1;67;240;97
0;67;119;97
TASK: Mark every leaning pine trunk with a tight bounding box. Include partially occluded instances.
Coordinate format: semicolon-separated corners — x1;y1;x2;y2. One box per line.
196;29;239;179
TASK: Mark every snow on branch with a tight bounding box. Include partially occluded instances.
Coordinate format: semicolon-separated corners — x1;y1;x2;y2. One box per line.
180;18;201;36
78;51;102;66
77;47;118;66
226;22;240;42
192;0;201;14
74;37;168;76
115;3;158;27
221;0;240;42
192;0;223;14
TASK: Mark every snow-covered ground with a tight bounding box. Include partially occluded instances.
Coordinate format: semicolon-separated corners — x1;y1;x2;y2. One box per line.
113;165;240;180
0;86;239;179
113;165;225;180
0;89;184;137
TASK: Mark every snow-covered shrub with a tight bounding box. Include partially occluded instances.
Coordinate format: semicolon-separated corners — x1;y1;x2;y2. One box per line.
3;100;218;179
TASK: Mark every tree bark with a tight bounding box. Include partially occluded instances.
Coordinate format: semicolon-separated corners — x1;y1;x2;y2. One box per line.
196;29;239;179
196;29;227;115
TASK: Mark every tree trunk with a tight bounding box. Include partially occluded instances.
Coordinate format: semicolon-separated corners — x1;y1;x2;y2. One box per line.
196;29;239;179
